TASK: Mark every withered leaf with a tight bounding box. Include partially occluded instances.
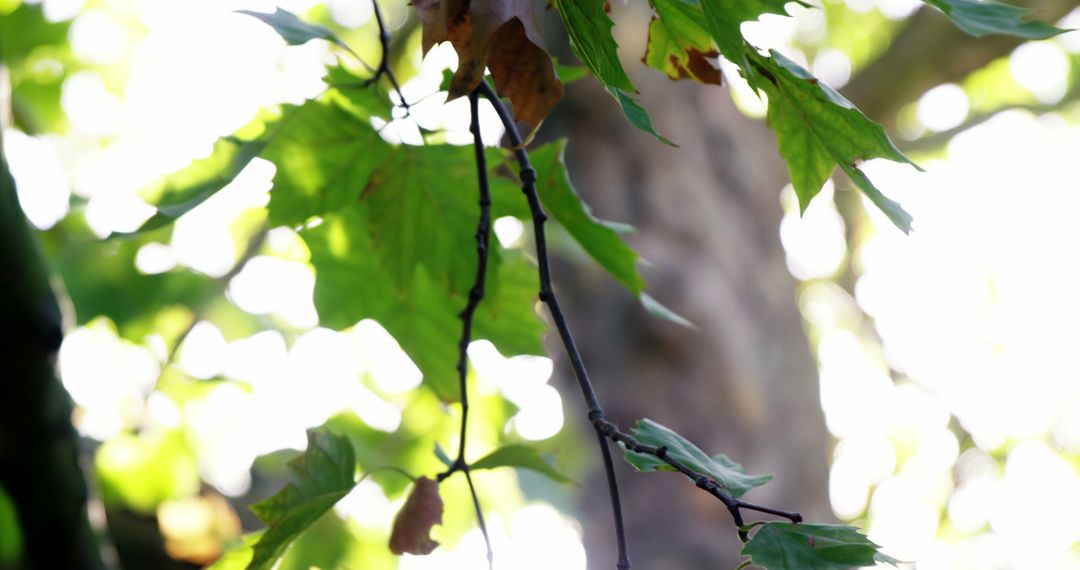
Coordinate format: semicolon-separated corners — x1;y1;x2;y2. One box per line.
388;477;444;556
413;0;564;130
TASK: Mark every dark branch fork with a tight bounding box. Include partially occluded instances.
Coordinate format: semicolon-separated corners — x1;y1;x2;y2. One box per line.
477;80;802;566
364;0;411;116
435;89;495;570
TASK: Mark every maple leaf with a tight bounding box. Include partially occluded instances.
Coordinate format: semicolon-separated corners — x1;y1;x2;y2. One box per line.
413;0;564;129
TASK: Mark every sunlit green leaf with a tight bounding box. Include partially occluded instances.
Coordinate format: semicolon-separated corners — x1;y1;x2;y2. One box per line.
644;0;721;85
248;429;357;570
262;99;390;227
741;523;902;569
752;51;917;232
237;8;355;53
130;136;270;234
698;0;798;87
622;418;772;497
206;531;263;570
922;0;1066;39
295;139;545;400
471;444;575;484
94;431;200;513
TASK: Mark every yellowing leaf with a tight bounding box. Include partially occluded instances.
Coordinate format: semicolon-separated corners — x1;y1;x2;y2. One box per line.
644;0;721;85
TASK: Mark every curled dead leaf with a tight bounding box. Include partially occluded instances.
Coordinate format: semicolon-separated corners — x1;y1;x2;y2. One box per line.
388;477;444;555
413;0;564;130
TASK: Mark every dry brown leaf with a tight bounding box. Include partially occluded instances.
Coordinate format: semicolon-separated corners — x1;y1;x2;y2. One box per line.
413;0;564;130
388;477;444;555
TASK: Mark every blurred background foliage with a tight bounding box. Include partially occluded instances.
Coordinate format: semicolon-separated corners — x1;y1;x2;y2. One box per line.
1;0;1079;568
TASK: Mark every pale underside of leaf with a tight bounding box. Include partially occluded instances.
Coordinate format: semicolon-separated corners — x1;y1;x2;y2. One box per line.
622;418;772;497
921;0;1066;39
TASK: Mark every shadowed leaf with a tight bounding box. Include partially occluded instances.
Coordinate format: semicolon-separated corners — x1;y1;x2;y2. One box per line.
247;430;357;570
922;0;1066;39
741;523;902;569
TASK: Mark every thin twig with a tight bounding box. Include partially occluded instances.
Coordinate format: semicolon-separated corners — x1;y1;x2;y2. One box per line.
477;80;631;570
435;89;494;570
478;80;802;559
364;0;411;116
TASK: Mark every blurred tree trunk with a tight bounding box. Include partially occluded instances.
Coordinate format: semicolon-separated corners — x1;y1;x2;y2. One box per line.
547;44;831;570
0;117;103;567
544;2;1077;568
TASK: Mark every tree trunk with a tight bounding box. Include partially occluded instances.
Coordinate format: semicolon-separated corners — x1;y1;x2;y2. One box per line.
0;99;104;569
549;63;831;569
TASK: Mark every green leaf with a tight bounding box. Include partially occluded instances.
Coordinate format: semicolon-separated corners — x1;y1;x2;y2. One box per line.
640;292;695;329
206;531;263;570
0;484;21;565
530;140;646;294
295;140;544;401
549;0;669;142
622;418;772;497
262;99;390;227
922;0;1066;39
555;60;590;85
94;431;200;513
470;444;575;484
248;429;357;570
752;51;917;232
698;0;797;87
741;523;902;569
127;136;269;234
644;0;721;85
551;0;635;92
433;444;452;467
237;8;355;53
611;88;674;145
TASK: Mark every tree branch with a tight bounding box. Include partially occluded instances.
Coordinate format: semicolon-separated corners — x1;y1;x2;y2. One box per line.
435;89;494;570
478;80;802;567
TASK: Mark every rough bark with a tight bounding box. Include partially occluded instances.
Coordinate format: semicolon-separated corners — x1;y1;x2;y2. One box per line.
0;123;103;567
549;66;831;569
